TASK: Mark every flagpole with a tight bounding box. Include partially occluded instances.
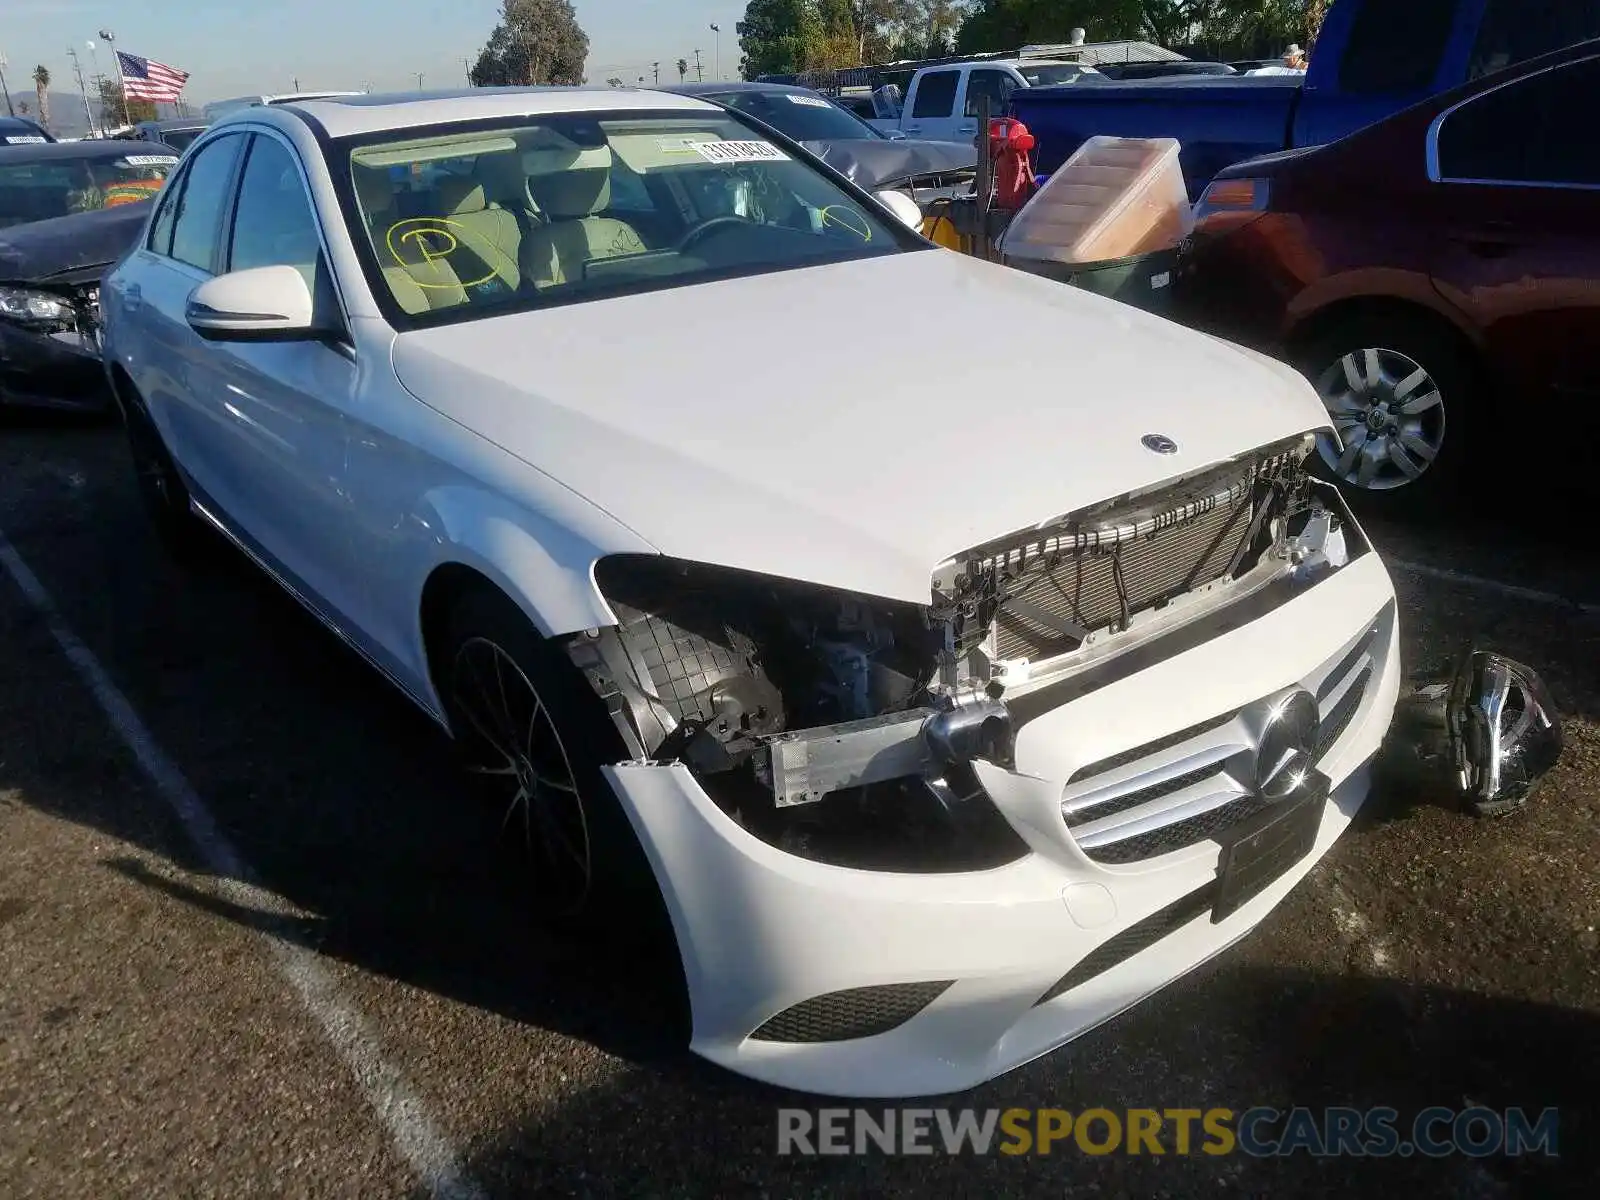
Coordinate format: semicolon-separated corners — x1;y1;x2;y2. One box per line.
99;29;130;126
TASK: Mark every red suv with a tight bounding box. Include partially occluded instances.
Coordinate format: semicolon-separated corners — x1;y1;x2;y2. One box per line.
1175;41;1600;514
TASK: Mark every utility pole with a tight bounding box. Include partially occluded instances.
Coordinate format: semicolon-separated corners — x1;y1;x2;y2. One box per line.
293;76;301;92
710;24;721;80
464;58;473;86
416;72;425;91
693;48;704;83
67;48;97;136
0;53;15;117
652;62;660;85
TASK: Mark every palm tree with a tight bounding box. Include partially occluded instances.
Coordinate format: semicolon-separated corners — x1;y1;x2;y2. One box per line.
677;58;688;82
32;65;50;132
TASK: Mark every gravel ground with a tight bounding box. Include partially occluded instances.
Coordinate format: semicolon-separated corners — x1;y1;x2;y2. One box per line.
1;416;1596;1198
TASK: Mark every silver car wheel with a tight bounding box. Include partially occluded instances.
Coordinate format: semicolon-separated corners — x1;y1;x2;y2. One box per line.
1314;347;1446;492
451;636;592;915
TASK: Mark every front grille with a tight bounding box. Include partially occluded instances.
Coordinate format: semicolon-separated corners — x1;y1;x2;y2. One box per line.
750;981;954;1044
1060;606;1391;865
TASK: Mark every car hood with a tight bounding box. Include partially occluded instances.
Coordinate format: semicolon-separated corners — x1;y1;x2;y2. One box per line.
0;201;152;284
391;250;1328;605
800;138;977;189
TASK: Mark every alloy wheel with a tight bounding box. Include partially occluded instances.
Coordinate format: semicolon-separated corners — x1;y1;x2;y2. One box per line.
1314;347;1446;491
450;636;593;915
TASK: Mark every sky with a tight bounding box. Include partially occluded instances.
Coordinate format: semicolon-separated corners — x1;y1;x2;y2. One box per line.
0;0;745;103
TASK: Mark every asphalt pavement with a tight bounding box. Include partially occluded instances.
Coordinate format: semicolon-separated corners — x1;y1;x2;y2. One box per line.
1;415;1596;1198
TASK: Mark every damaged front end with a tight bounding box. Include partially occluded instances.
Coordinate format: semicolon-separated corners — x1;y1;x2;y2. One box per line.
0;277;106;409
567;435;1357;871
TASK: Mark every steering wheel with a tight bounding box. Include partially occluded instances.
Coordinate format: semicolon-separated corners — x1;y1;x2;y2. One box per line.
676;215;750;253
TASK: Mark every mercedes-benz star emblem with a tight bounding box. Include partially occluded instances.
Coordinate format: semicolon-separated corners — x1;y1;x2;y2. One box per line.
1250;688;1321;801
1141;433;1179;455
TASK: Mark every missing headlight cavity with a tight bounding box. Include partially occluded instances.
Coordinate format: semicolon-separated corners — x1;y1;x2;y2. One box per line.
568;556;1028;871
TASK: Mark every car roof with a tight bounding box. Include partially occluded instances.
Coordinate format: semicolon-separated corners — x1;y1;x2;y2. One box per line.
139;118;209;131
0;138;166;163
238;86;722;139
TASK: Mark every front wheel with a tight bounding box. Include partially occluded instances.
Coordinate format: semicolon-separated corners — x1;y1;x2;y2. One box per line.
438;589;662;926
1299;315;1476;518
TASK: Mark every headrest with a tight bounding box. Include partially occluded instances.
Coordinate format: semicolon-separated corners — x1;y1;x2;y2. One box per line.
523;142;614;219
353;166;394;214
437;178;487;215
475;153;528;207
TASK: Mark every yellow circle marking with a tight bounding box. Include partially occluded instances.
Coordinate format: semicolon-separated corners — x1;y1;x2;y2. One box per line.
384;218;499;290
819;205;871;242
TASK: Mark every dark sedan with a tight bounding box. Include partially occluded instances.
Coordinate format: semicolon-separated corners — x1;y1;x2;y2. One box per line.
1175;39;1600;514
660;80;977;193
0;116;55;146
0;140;178;411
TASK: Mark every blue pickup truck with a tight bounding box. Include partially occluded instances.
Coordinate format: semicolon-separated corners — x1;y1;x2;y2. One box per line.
1012;0;1600;197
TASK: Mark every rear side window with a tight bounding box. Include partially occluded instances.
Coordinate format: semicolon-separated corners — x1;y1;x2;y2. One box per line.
1469;0;1600;80
170;133;245;271
147;168;183;254
1339;0;1457;95
911;70;959;118
1437;57;1600;186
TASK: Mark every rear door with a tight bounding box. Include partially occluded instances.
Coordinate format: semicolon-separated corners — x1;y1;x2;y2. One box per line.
114;130;249;471
1428;55;1600;449
902;68;962;141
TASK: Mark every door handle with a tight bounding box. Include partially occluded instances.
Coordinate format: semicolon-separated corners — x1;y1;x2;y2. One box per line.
958;124;977;133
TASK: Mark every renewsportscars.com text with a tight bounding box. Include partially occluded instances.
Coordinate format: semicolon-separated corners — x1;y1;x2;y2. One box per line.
777;1106;1559;1159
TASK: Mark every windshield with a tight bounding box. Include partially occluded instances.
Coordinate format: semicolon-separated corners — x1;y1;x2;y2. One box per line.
0;152;177;229
1020;64;1099;86
344;111;907;323
707;90;885;141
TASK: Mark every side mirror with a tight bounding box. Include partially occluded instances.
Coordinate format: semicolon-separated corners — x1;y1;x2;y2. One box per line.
874;189;924;232
186;265;325;342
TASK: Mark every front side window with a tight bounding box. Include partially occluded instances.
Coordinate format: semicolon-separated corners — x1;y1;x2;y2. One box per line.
1339;0;1457;95
0;151;177;230
170;134;246;271
343;111;908;323
964;69;1015;118
911;70;959;118
1437;58;1600;186
1469;0;1600;81
229;135;323;286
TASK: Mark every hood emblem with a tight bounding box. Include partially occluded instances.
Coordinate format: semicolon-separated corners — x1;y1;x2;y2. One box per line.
1142;434;1179;455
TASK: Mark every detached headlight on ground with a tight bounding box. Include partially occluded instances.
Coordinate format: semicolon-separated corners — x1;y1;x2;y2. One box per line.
0;285;74;330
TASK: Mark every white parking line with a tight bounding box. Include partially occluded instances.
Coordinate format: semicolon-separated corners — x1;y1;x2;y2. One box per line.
0;531;486;1200
1389;559;1600;616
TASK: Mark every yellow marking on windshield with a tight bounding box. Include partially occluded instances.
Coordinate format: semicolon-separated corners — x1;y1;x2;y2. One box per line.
383;218;500;290
819;205;871;241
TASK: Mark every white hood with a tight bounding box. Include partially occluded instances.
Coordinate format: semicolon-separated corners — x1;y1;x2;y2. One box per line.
392;250;1327;605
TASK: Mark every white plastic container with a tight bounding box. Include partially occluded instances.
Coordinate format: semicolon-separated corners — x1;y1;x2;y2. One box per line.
999;136;1192;267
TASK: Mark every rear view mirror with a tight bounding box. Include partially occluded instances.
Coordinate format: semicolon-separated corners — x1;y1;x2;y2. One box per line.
874;189;924;232
186;265;325;341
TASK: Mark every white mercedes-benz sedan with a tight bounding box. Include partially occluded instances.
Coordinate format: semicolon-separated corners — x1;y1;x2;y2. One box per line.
101;89;1401;1098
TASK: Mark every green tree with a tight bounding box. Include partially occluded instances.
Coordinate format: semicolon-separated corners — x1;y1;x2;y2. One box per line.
957;1;1143;55
96;78;155;125
32;65;50;132
470;0;589;87
737;0;823;78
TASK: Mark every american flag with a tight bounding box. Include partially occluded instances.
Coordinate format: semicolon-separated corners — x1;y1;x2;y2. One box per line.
116;51;190;103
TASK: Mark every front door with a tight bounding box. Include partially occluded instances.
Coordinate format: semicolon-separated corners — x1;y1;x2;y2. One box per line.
903;68;962;142
1428;54;1600;465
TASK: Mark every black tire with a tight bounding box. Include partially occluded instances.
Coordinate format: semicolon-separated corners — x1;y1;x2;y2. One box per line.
117;382;209;559
1296;311;1478;520
437;587;667;930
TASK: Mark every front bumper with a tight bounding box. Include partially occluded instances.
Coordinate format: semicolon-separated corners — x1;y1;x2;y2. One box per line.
604;550;1401;1098
0;320;110;411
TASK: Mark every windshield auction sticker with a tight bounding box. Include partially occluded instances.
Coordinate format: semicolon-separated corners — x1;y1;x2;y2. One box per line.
785;94;832;108
691;140;789;165
119;155;180;167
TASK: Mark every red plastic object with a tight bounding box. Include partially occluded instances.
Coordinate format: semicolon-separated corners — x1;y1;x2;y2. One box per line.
988;118;1038;213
